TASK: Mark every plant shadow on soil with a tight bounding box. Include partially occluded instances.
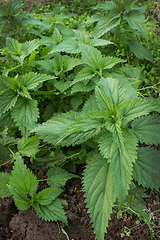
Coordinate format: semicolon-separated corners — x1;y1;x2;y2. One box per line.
0;0;160;239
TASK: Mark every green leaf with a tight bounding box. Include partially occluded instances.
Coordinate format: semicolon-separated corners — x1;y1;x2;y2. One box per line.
71;67;96;86
33;198;68;225
82;94;99;112
63;56;82;72
99;56;125;70
121;98;155;125
11;0;23;11
98;132;114;160
9;153;38;195
95;86;113;112
112;72;138;99
128;41;153;62
52;27;62;43
0;89;18;116
133;147;160;191
37;187;63;205
21;39;41;56
0;75;8;92
71;95;83;110
47;167;78;188
128;184;150;228
19;72;55;90
18;135;40;157
80;43;102;70
33;111;102;147
109;131;137;201
11;97;39;136
123;10;148;40
51;38;80;54
71;81;96;94
6;37;22;55
8;186;31;210
132;114;160;145
91;38;114;47
99;77;128;107
95;10;121;38
83;154;116;240
18;85;31;99
54;80;72;93
0;172;11;198
93;1;116;11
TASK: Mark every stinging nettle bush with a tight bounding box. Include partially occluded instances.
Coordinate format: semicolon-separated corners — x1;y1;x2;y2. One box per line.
0;0;160;239
33;77;160;240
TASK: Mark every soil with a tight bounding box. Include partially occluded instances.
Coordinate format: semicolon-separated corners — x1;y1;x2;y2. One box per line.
1;1;160;239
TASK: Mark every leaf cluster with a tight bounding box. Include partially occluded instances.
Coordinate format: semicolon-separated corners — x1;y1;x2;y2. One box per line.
33;77;160;239
0;152;78;223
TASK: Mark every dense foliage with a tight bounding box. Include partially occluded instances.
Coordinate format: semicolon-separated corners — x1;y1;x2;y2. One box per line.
0;0;160;239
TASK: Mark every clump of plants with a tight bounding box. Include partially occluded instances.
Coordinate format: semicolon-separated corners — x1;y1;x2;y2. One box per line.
0;0;160;240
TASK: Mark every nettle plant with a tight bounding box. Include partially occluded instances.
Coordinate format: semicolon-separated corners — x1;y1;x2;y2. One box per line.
0;152;78;224
85;0;153;63
33;77;160;240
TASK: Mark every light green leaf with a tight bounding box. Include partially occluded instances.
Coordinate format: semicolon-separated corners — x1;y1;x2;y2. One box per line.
80;43;102;70
95;11;121;38
0;89;18;116
18;135;39;157
109;131;137;201
63;56;82;72
37;187;63;205
52;27;62;43
99;77;128;107
133;147;160;191
98;132;114;159
123;10;148;40
54;80;72;93
99;56;125;69
8;186;31;210
51;38;80;54
132;114;160;145
128;40;153;62
21;39;41;56
71;67;95;86
91;39;114;47
95;86;113;112
93;1;116;11
11;97;39;136
19;72;55;90
18;85;31;99
9;153;38;195
6;37;22;55
0;172;11;198
33;111;102;146
122;98;154;125
71;81;96;93
47;167;78;188
83;154;116;240
33;198;68;225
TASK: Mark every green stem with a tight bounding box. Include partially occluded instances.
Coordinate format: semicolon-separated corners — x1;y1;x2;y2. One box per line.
0;158;12;167
38;178;48;182
114;205;138;216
